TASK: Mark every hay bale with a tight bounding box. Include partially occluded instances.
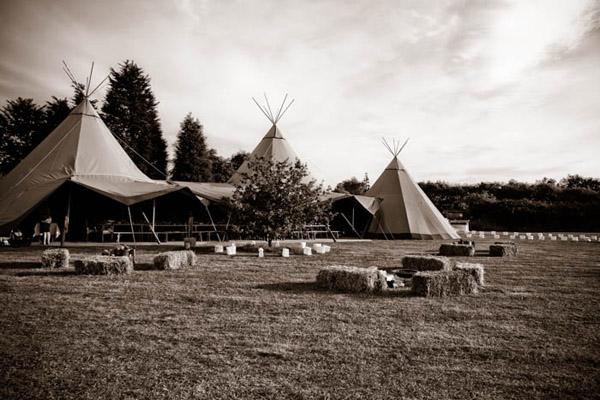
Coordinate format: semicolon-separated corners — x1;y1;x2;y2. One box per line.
316;265;388;293
412;270;478;297
489;242;518;257
453;262;485;286
153;250;196;270
402;255;452;271
439;243;475;257
74;256;132;275
41;248;69;268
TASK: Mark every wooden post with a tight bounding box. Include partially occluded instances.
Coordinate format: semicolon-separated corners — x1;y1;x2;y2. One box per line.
60;188;71;247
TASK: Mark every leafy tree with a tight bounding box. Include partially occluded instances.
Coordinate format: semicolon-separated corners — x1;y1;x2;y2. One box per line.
229;158;331;245
334;173;370;194
230;151;249;171
71;82;98;107
0;98;46;175
171;113;212;181
208;150;233;183
560;174;600;192
101;60;168;179
208;150;250;183
42;96;71;136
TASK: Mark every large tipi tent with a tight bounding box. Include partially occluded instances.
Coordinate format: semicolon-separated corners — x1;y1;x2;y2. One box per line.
229;95;312;185
365;139;459;239
0;98;183;230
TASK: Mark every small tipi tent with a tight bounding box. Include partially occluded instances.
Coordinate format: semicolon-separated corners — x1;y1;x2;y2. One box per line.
0;98;180;230
229;95;311;185
366;139;459;239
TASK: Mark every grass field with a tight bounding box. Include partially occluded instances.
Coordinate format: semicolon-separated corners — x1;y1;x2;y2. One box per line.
1;239;599;399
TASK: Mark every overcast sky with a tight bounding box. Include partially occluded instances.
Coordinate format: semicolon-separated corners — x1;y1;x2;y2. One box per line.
1;0;599;185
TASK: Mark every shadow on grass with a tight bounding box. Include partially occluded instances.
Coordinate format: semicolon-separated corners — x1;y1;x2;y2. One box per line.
256;281;414;298
0;261;40;270
14;269;78;277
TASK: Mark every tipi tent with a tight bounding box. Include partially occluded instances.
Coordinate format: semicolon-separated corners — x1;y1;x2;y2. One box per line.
0;98;182;230
229;95;312;185
366;139;459;239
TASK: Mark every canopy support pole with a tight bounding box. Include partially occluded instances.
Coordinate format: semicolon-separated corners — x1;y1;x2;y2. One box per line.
127;206;136;244
326;223;337;243
60;187;71;247
142;211;161;244
340;212;362;239
152;199;156;230
204;203;221;243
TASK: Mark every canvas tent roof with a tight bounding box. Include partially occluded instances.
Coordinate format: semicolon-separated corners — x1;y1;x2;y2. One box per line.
326;192;381;215
0;99;182;228
228;124;313;185
229;95;313;185
173;181;236;203
366;156;459;239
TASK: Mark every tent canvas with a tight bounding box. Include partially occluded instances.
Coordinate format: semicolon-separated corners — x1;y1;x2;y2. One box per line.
0;99;182;229
365;140;459;240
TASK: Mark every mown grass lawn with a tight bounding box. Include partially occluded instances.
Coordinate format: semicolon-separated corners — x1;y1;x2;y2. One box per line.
1;239;599;399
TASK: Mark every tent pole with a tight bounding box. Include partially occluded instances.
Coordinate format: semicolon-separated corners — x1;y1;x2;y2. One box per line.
152;199;156;230
340;212;362;239
325;222;337;243
60;187;71;247
204;203;221;243
142;211;161;244
127;206;136;244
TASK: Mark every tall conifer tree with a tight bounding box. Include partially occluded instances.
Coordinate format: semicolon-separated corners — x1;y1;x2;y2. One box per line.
101;60;168;178
171;113;212;181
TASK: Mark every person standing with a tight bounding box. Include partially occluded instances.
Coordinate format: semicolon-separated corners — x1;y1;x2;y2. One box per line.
40;209;52;246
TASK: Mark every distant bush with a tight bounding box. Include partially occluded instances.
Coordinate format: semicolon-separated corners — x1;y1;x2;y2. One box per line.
419;175;600;231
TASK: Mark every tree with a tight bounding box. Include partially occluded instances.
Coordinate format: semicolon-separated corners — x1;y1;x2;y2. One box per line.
229;158;331;245
230;151;249;171
0;98;46;175
208;150;250;183
42;96;71;137
171;113;212;181
334;173;370;194
101;60;168;179
208;150;233;183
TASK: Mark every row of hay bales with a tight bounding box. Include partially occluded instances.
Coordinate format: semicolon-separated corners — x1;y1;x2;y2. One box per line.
40;248;196;275
439;241;518;257
317;255;485;297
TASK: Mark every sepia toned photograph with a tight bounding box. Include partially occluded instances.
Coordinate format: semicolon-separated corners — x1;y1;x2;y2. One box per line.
0;0;599;399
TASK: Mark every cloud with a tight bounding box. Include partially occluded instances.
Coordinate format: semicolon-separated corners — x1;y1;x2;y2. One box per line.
0;0;598;185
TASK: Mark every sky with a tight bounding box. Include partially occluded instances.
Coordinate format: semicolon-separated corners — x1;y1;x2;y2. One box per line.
0;0;599;186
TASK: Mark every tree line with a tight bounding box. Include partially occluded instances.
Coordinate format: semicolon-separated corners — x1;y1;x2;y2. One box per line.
420;177;600;232
0;60;247;182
